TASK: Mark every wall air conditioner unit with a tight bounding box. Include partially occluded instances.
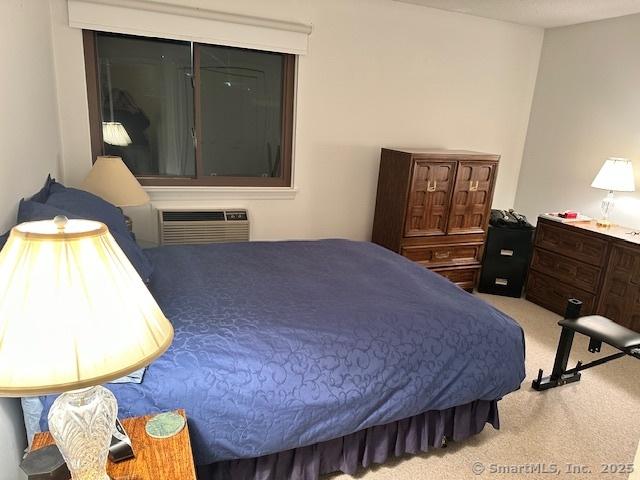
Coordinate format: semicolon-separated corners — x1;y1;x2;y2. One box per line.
158;209;249;245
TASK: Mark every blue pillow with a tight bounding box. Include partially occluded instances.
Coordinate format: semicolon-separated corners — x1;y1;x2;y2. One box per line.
0;175;61;253
0;231;8;251
28;174;57;203
46;186;131;239
17;200;153;282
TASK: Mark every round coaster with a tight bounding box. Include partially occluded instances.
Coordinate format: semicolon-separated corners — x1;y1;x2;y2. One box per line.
145;411;186;439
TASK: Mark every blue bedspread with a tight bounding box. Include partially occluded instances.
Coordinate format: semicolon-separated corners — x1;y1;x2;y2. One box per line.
41;240;525;465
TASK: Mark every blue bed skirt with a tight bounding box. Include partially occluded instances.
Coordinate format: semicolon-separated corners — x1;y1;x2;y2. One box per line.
199;399;499;480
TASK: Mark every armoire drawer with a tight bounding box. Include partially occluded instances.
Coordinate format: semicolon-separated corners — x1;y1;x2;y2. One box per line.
401;243;482;267
525;270;595;316
432;265;480;291
530;249;602;294
534;221;608;267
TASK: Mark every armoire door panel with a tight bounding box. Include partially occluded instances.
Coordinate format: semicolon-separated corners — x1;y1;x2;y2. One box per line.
447;162;496;235
404;161;456;237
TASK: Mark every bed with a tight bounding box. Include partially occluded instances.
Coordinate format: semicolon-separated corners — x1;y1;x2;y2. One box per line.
36;238;525;479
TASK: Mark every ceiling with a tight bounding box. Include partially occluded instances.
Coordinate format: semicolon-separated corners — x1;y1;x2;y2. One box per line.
393;0;640;28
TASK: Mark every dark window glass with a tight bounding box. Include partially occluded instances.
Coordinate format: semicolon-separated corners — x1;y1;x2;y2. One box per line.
199;45;284;178
96;33;195;176
88;32;294;186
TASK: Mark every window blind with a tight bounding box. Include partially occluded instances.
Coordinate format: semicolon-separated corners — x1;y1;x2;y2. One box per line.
68;0;311;55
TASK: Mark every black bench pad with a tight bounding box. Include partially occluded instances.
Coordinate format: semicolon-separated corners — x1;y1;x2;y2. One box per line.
559;315;640;350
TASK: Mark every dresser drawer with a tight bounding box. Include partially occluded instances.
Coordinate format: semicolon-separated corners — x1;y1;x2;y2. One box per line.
597;243;640;332
432;265;480;291
530;249;602;294
535;221;608;267
526;270;595;316
402;243;482;268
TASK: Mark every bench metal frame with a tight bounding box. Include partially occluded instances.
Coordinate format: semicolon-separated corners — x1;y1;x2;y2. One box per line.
532;299;639;391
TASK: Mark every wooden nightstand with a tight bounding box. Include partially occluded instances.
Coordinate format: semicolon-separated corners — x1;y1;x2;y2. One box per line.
31;409;197;480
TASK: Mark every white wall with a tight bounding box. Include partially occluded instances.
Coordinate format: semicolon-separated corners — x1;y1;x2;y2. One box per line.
515;13;640;229
51;0;544;243
0;0;62;478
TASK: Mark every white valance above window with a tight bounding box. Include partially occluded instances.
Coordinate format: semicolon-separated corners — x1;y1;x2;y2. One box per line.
67;0;312;55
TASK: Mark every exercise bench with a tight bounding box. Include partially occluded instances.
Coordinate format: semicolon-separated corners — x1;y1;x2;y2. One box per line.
532;298;640;391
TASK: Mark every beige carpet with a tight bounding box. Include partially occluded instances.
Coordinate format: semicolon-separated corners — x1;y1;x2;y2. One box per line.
326;294;640;480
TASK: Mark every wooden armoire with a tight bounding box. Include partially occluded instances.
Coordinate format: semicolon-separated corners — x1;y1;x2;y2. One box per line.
372;148;499;291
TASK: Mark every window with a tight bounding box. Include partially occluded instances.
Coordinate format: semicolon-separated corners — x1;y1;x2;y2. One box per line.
83;31;295;187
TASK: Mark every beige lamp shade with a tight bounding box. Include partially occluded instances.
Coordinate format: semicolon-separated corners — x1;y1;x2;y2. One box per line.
0;217;173;396
82;156;150;207
591;157;636;192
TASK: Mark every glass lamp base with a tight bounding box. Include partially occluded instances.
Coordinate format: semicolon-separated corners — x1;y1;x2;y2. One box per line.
48;385;117;480
598;190;616;227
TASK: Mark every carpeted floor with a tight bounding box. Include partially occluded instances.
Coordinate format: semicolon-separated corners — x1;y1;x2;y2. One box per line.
327;294;640;480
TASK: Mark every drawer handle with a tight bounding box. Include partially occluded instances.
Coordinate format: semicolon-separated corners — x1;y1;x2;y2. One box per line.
434;251;450;259
427;180;437;192
469;180;479;192
495;278;509;286
500;249;514;257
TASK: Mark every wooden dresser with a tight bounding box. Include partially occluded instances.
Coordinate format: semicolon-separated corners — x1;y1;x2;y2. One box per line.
526;217;640;332
372;148;499;291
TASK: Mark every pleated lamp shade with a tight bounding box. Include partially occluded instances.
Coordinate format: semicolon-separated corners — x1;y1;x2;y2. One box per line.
0;217;173;396
102;122;132;147
82;156;150;207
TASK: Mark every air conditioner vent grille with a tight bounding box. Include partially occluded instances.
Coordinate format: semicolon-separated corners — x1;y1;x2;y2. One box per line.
159;209;249;245
162;211;226;222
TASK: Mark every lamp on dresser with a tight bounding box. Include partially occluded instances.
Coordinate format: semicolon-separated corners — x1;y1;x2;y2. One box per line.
0;216;174;480
591;157;635;227
82;155;150;231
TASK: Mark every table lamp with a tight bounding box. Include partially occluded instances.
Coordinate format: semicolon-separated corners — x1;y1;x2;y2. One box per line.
591;157;636;227
82;155;150;231
0;216;174;479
